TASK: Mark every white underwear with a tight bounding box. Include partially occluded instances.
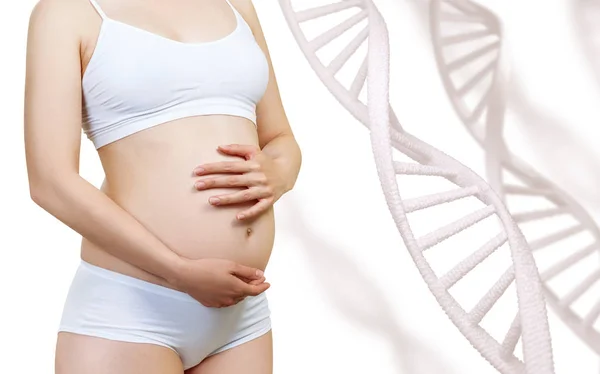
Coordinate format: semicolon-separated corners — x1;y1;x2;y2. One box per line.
57;260;271;370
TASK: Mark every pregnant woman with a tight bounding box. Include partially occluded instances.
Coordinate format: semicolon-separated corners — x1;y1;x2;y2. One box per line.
24;0;301;373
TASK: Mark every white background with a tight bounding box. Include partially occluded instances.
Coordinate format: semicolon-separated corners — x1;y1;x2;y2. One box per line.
1;0;599;373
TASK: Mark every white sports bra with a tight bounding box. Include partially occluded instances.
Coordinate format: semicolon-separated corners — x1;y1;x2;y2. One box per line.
82;0;269;149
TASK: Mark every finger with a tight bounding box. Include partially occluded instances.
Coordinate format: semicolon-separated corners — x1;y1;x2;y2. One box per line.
236;275;266;284
236;198;274;221
241;281;271;297
248;277;266;286
218;144;260;159
195;175;254;191
230;263;264;280
193;161;255;176
249;276;266;285
208;187;272;206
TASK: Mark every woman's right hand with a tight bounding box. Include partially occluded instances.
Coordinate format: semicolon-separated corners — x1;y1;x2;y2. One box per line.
172;257;270;307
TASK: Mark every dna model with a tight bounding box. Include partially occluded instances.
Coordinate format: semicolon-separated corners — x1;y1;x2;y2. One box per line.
278;0;556;372
429;0;600;357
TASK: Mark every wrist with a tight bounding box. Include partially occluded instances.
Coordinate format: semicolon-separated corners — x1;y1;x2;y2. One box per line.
163;254;189;288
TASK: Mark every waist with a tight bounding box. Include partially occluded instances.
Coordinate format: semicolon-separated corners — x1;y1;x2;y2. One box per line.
82;116;275;283
99;182;275;260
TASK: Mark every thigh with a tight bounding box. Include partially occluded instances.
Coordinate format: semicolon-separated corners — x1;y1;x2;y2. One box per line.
55;332;184;374
185;331;273;374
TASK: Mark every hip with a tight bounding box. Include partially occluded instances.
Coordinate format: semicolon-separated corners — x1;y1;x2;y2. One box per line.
58;260;272;370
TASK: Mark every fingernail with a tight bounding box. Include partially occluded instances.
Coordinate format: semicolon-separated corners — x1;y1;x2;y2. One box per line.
195;181;205;189
256;270;264;277
194;167;204;175
209;197;220;205
237;214;245;220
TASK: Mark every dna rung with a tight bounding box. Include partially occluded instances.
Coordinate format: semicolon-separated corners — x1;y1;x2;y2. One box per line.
400;185;481;213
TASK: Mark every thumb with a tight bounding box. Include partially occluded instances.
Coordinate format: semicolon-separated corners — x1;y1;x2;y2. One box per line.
218;144;260;159
243;281;271;296
231;263;264;280
235;275;266;285
248;276;266;285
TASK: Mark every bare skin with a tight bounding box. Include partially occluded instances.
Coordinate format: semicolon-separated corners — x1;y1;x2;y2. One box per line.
55;335;185;374
24;0;301;373
89;115;276;286
79;0;276;287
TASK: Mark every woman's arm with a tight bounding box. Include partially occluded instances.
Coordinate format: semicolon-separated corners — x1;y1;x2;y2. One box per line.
24;0;267;306
192;0;302;219
248;0;302;194
25;0;185;284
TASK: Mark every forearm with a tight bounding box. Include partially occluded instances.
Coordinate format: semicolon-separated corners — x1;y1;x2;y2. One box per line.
29;173;184;285
261;134;302;193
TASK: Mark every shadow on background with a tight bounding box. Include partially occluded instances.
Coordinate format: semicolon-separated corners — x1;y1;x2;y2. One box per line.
507;78;600;210
279;197;460;374
572;0;600;92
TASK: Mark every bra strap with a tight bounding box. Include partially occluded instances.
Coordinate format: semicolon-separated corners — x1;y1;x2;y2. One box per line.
223;0;240;18
88;0;108;20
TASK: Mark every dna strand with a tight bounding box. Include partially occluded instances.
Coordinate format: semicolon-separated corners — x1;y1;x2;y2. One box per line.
429;0;600;356
278;0;554;372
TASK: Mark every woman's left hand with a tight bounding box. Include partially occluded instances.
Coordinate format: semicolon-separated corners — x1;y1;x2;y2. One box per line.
193;144;287;220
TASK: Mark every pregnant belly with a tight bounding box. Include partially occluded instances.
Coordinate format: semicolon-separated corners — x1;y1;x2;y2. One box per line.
80;116;275;286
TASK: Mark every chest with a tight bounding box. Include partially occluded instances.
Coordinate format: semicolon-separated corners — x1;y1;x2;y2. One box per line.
82;21;269;109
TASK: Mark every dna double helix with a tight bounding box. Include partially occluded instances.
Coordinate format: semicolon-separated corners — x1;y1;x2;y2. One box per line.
429;0;600;359
277;0;565;372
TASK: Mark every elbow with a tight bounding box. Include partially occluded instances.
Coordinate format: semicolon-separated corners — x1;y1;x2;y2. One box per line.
294;138;302;173
287;142;302;192
29;186;43;206
297;143;303;168
29;179;52;208
28;172;77;208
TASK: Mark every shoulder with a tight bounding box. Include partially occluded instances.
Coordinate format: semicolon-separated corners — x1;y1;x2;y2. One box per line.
28;0;92;39
30;0;81;24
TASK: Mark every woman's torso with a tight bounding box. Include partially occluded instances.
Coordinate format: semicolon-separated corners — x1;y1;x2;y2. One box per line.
77;0;275;288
